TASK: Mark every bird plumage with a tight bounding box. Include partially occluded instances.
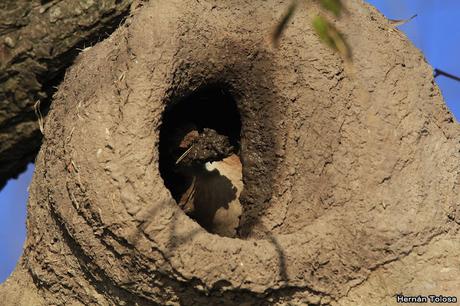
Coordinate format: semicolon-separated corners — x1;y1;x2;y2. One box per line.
178;154;243;237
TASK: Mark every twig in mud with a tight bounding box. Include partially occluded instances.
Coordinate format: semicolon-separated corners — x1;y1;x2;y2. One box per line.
34;100;45;134
175;145;194;165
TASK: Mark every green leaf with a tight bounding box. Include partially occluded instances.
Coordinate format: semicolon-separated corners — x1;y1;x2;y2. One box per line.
312;16;334;48
319;0;342;17
312;15;351;61
272;0;299;46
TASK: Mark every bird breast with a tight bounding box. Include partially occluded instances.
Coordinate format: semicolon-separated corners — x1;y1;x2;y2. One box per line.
178;154;243;237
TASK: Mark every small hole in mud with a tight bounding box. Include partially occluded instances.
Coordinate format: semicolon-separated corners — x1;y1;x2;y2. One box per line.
159;85;243;237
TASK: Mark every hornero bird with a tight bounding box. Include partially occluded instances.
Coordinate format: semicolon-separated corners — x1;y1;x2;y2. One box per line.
172;125;243;238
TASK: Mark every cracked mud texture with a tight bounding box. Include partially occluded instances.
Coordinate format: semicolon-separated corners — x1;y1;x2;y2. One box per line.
1;0;460;305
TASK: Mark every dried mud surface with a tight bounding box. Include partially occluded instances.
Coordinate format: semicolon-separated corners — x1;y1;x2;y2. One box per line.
1;0;460;305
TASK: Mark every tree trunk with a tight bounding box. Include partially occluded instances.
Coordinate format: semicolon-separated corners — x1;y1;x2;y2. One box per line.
1;0;460;305
0;0;133;189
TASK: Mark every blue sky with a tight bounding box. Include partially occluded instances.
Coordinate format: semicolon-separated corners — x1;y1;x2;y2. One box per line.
1;0;460;284
0;164;32;282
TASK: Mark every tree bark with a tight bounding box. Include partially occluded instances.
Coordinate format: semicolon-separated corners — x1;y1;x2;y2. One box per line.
0;0;133;189
1;0;460;305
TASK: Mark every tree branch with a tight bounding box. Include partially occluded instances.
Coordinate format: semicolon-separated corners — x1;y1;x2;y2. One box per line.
0;0;133;190
434;68;460;83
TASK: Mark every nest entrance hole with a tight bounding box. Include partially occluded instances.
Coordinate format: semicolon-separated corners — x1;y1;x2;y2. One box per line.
159;85;242;236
